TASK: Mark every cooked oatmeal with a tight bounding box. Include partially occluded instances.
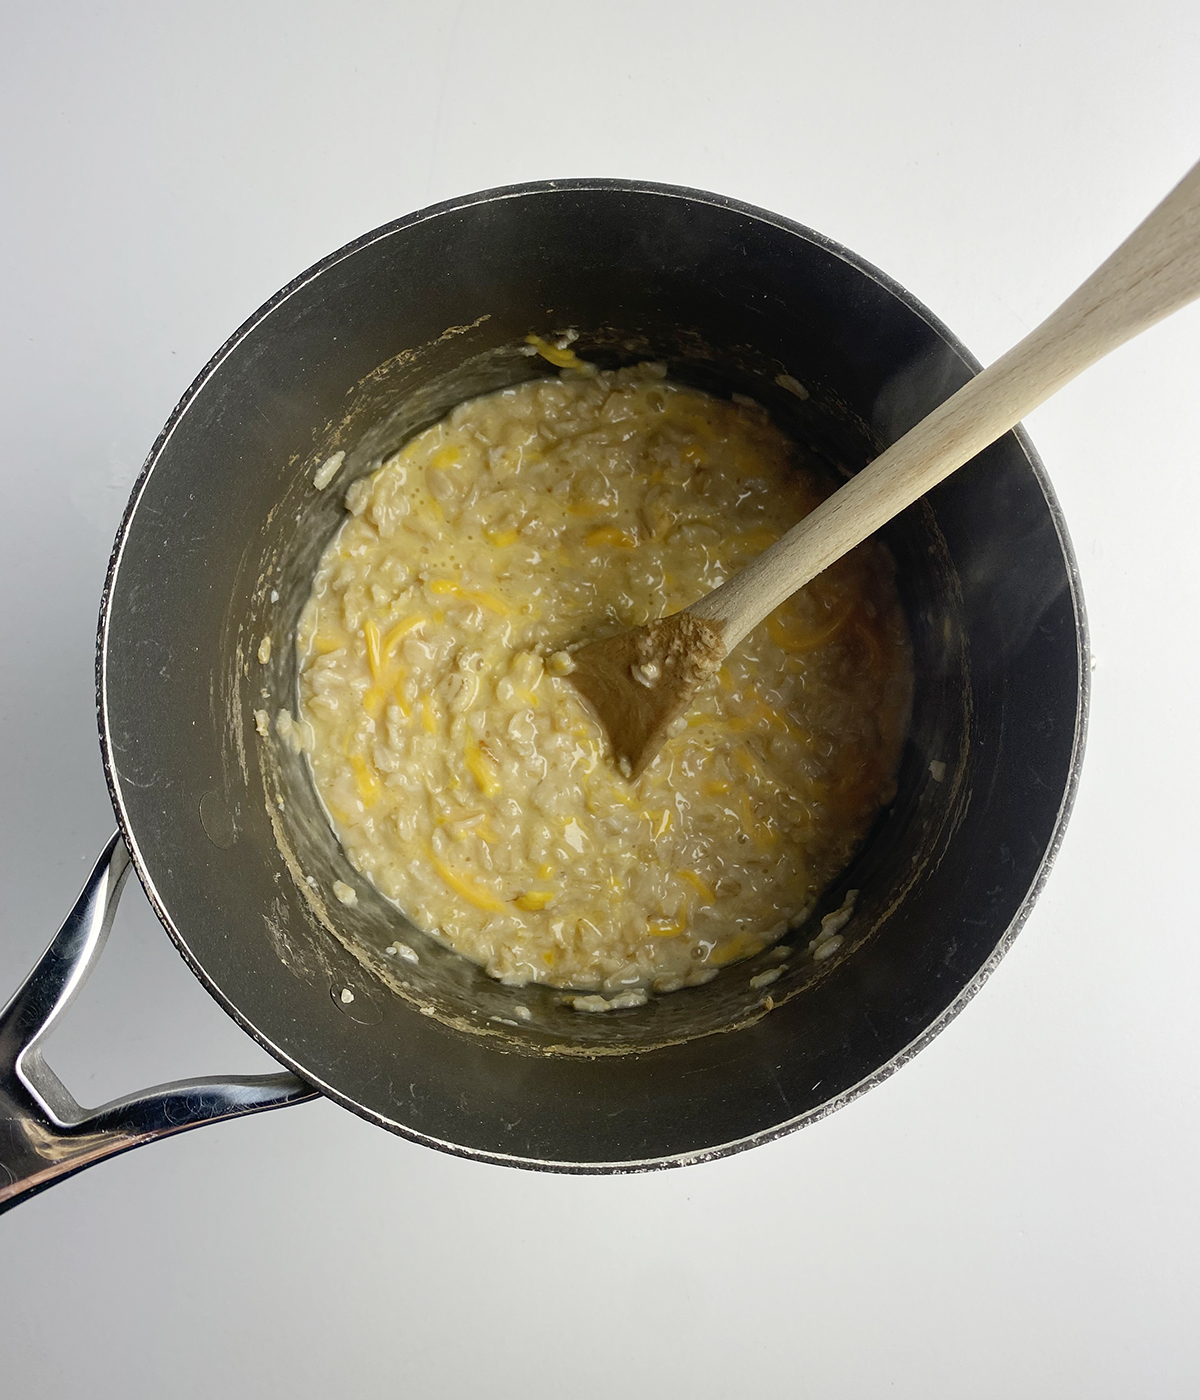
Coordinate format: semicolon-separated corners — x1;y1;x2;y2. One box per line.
294;361;911;993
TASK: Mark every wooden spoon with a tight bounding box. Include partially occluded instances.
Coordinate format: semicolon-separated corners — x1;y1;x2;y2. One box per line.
570;157;1200;777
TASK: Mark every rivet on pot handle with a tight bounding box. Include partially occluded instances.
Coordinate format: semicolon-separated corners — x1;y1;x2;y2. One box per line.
0;832;319;1214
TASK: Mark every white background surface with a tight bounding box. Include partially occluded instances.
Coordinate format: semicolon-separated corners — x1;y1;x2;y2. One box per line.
2;3;1199;1395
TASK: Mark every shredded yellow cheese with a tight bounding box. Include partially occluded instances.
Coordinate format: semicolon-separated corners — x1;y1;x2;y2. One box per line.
515;889;555;912
363;618;382;679
648;906;688;937
421;695;439;735
707;932;765;966
678;870;716;904
464;742;500;797
741;793;779;848
428;579;509;614
349;753;380;806
382;614;426;658
428;850;507;913
585;525;638;549
526;333;592;372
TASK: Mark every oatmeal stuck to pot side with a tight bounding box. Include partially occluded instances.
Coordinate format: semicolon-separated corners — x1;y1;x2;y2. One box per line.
293;360;911;996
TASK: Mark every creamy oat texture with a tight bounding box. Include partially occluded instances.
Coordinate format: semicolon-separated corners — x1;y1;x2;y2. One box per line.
296;362;910;993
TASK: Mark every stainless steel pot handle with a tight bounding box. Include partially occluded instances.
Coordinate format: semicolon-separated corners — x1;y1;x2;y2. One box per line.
0;831;318;1213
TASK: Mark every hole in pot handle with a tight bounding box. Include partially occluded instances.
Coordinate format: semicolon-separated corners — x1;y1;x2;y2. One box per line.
0;831;318;1214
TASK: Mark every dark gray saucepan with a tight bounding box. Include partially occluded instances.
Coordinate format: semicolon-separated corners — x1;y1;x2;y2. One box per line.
0;180;1088;1212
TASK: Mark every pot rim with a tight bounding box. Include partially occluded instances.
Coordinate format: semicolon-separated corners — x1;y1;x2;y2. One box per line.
95;178;1090;1172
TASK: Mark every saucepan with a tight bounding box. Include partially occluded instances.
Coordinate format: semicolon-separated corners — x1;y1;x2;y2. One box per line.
0;180;1087;1212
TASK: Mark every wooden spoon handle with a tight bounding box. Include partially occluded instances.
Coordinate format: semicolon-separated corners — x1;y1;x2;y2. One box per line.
688;157;1200;652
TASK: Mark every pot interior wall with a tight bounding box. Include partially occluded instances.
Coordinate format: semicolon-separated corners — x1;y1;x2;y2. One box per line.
101;183;1084;1167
